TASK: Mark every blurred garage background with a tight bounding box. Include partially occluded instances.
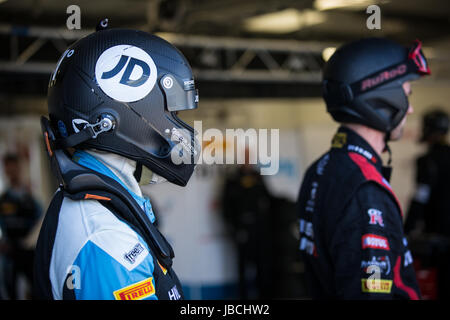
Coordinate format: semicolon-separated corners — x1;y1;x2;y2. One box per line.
0;0;449;300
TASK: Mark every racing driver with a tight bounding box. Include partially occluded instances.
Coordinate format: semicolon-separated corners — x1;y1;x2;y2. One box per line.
34;25;200;300
297;38;430;299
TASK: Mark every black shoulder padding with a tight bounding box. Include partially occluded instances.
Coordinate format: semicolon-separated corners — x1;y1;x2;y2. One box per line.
33;190;65;300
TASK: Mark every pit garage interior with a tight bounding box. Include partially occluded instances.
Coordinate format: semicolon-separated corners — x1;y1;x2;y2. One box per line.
0;0;449;300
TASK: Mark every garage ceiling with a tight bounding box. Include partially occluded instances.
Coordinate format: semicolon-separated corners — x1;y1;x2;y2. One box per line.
0;0;448;42
0;0;449;103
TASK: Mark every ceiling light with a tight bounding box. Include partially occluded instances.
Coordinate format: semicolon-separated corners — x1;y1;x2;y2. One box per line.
314;0;388;11
322;47;336;61
243;9;326;34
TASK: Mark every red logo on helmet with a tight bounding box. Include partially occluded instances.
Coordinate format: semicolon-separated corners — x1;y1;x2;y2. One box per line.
361;64;407;91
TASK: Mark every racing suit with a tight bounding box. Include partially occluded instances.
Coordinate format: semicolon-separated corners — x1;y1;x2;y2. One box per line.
405;142;450;236
33;150;183;300
404;142;450;299
297;126;421;299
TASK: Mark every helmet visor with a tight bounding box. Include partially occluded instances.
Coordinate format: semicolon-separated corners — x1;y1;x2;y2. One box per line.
160;74;199;112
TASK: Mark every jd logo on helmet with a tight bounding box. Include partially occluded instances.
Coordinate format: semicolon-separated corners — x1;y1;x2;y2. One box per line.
101;55;150;87
95;45;157;102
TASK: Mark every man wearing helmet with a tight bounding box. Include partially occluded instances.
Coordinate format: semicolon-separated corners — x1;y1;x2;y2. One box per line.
33;26;199;300
297;38;430;299
404;109;450;299
405;109;450;237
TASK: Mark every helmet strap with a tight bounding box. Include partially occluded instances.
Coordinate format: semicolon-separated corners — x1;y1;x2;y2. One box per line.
133;161;143;182
55;116;114;149
382;131;393;182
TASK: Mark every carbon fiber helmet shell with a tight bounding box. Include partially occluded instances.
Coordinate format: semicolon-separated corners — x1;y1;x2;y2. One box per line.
47;28;199;186
323;38;421;133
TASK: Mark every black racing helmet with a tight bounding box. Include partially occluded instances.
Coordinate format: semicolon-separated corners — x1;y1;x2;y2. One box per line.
420;109;449;142
47;28;200;186
323;38;430;133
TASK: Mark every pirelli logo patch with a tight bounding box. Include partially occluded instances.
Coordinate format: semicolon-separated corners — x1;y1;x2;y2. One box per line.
113;277;155;300
361;279;392;293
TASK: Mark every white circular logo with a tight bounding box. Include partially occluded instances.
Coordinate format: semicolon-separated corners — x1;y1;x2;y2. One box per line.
163;76;173;89
95;45;157;102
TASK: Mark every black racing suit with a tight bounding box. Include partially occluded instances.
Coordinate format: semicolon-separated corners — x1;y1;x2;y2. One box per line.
405;143;450;236
0;188;41;299
297;126;421;299
404;142;450;299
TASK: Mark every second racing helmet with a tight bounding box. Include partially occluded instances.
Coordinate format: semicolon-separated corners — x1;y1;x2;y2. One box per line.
322;37;430;135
